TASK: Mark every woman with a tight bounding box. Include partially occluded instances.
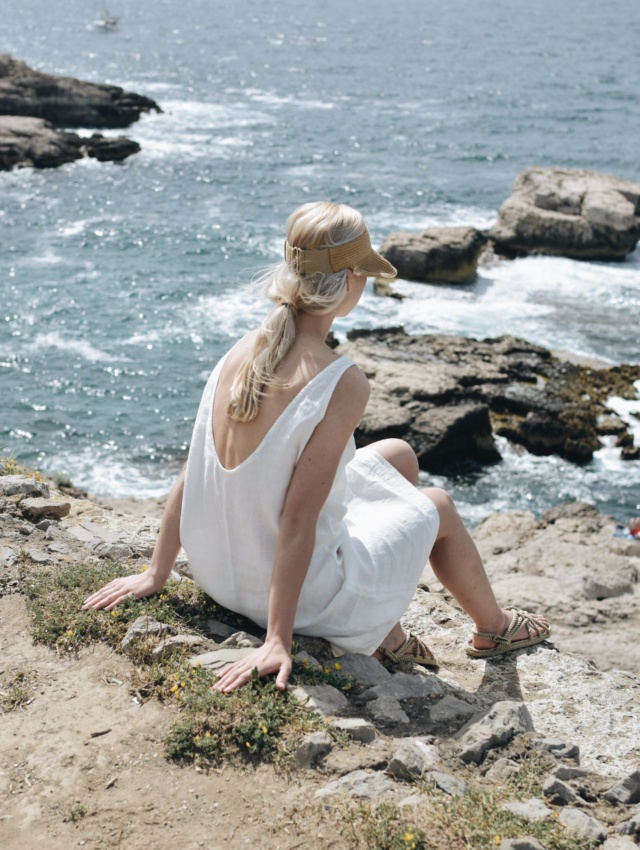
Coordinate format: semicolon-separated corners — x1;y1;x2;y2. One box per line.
83;201;549;693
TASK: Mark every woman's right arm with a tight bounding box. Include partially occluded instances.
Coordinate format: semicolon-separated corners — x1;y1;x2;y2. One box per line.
82;463;187;611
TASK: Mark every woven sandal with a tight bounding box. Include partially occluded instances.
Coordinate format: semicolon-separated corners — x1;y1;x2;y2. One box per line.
376;632;438;668
465;607;551;659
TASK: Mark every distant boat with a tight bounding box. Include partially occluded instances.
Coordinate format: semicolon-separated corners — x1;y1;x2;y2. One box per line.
92;5;119;31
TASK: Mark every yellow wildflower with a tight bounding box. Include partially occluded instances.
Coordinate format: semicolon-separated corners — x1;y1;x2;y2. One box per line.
170;684;179;693
66;629;74;636
194;660;201;668
333;662;342;671
324;667;330;674
180;681;186;688
194;736;201;744
140;565;148;572
110;610;118;617
494;838;501;846
260;724;267;734
403;834;414;843
205;731;211;738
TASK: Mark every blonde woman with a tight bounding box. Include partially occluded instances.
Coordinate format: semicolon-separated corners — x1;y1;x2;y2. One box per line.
83;201;549;692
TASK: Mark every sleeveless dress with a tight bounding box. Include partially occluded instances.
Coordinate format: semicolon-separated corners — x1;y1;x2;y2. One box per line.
180;352;440;655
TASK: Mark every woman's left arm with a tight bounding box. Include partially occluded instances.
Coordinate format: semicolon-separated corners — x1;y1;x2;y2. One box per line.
214;365;370;693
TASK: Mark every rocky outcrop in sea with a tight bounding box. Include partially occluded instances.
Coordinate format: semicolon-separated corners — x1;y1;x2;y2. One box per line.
0;55;160;170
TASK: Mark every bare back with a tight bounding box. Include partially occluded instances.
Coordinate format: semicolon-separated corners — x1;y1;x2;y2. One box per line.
212;330;342;471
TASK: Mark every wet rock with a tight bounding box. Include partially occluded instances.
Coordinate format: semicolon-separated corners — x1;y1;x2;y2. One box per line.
558;807;607;842
20;497;70;520
367;695;410;725
290;684;349;717
330;718;377;744
0;475;49;498
387;739;440;780
332;652;390;688
379;226;488;284
501;798;552;822
84;133;140;162
491;167;640;260
150;635;205;661
427;770;468;797
315;769;397;799
121;616;172;653
542;776;579;805
361;671;444;702
457;701;534;765
0;54;161;128
605;771;640;805
295;731;333;769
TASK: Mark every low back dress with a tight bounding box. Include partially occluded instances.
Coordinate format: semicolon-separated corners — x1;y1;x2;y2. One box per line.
180;351;440;655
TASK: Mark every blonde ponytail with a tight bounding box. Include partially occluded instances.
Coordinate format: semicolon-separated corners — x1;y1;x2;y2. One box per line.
227;202;366;422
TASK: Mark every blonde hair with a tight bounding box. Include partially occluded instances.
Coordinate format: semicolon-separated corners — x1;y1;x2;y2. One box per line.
227;201;366;422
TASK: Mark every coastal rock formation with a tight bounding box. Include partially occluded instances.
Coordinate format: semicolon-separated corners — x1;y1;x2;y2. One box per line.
0;55;161;128
379;226;487;283
0;116;140;170
338;328;640;472
491;167;640;260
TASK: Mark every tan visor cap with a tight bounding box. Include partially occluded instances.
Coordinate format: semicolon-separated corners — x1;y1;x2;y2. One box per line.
284;229;397;279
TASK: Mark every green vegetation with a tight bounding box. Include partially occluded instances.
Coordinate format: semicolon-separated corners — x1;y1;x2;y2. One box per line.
24;559;347;768
65;804;87;824
1;670;34;711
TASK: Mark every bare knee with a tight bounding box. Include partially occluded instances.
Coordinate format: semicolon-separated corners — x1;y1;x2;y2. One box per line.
370;438;419;485
422;487;458;538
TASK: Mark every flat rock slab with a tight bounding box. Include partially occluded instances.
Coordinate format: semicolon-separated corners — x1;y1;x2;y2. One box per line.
315;769;397;800
430;694;477;723
605;770;640;805
362;671;443;702
0;475;49;497
333;652;390;688
189;647;255;672
427;770;468;797
120;616;172;653
150;635;205;661
330;717;377;744
20;496;71;520
558;807;607;842
367;695;410;725
290;684;349;717
501;798;552;823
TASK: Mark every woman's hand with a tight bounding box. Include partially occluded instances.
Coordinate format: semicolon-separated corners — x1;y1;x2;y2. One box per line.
214;636;293;694
82;570;165;612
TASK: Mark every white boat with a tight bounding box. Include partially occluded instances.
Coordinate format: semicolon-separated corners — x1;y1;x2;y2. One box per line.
92;5;119;30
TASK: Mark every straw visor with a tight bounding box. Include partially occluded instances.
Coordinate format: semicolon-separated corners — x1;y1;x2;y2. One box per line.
284;229;397;279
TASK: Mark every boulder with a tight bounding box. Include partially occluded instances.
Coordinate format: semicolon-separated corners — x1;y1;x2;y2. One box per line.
0;474;49;498
0;115;83;170
84;133;141;162
379;226;487;283
491;167;640;260
338;328;640;471
20;496;71;520
0;55;161;128
457;700;534;765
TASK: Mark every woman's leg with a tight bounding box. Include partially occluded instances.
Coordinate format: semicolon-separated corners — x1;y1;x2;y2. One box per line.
367;438;419;485
422;487;548;649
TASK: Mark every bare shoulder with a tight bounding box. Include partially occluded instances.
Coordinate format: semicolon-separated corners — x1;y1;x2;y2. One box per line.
328;362;370;421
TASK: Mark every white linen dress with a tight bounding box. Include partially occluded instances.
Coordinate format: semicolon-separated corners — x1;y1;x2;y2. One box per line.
180;352;440;655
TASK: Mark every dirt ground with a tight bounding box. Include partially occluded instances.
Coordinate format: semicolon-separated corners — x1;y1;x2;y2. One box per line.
0;594;346;850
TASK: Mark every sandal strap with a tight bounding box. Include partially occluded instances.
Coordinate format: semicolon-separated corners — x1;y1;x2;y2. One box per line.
472;607;546;645
377;632;436;665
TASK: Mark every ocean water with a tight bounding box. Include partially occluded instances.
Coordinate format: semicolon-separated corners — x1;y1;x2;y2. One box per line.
1;0;639;523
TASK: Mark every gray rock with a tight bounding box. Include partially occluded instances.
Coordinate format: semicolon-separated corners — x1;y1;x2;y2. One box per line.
289;685;349;717
150;635;205;661
121;616;172;653
551;764;588;781
501;798;552;822
387;739;440;780
0;474;49;498
603;837;639;850
499;839;548;850
47;541;70;555
542;776;579;805
367;695;410;725
218;631;263;649
430;695;477;723
617;805;640;835
457;701;534;764
427;771;468;797
491;167;640;260
203;618;237;640
361;671;444;702
65;524;101;546
189;647;255;672
485;758;521;782
26;547;57;565
295;732;333;769
0;545;18;567
293;650;322;669
379;225;488;284
330;718;377;744
20;496;70;520
93;542;133;560
533;738;580;762
35;519;52;531
558;808;607;842
333;652;390;687
399;794;426;809
315;769;396;800
605;770;640;805
0;55;161;128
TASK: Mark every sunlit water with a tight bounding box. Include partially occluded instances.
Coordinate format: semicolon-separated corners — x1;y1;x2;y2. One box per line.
1;0;639;523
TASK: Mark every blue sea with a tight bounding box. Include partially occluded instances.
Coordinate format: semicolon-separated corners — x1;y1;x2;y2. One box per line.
1;0;639;523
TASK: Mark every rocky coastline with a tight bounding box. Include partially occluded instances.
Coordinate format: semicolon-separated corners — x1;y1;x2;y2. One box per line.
0;56;161;170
